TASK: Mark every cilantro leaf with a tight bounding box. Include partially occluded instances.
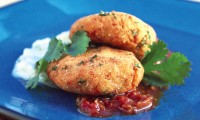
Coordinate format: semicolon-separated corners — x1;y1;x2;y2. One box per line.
142;41;191;87
26;59;48;89
26;74;40;89
43;38;65;62
37;59;48;73
26;31;90;89
142;41;168;71
65;31;90;56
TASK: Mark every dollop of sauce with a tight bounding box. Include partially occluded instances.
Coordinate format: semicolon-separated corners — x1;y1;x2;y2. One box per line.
12;31;71;87
76;83;164;117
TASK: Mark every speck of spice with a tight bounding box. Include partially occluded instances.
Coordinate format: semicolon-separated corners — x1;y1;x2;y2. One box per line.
141;37;147;45
62;65;68;70
99;63;103;66
137;36;147;47
131;29;138;37
111;12;117;19
78;60;85;66
102;90;108;95
81;25;84;28
90;54;98;62
52;66;58;70
78;79;87;85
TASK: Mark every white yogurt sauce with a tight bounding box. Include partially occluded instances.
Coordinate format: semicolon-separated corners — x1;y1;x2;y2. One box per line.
12;31;71;88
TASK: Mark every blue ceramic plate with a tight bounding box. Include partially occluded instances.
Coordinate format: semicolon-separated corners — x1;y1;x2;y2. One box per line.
0;0;200;120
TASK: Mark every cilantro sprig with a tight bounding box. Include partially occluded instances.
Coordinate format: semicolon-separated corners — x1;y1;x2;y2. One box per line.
142;41;191;87
26;31;90;89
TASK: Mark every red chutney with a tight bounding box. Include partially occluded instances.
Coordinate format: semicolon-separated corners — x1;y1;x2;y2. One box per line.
76;83;165;117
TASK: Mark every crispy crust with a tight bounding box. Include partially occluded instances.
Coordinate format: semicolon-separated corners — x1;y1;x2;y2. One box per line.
47;46;144;95
69;11;157;60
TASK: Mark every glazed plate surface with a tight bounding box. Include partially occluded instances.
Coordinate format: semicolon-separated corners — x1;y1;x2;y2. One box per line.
0;0;200;120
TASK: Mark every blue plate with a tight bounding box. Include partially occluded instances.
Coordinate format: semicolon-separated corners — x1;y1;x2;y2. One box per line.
0;0;200;120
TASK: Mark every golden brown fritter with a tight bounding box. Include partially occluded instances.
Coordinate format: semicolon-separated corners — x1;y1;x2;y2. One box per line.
47;46;144;95
69;11;157;60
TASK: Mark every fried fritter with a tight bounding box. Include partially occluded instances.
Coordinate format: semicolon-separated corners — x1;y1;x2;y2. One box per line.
69;11;157;60
47;46;144;95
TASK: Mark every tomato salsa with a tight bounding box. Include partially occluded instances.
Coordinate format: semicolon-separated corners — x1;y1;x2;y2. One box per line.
76;83;165;117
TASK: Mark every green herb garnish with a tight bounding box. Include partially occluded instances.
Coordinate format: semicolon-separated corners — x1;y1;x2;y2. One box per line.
42;38;65;62
78;79;87;85
99;11;110;16
142;41;191;87
134;63;140;68
78;60;85;66
52;66;57;71
90;55;98;62
26;31;90;89
147;31;151;40
26;59;48;89
66;31;90;56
